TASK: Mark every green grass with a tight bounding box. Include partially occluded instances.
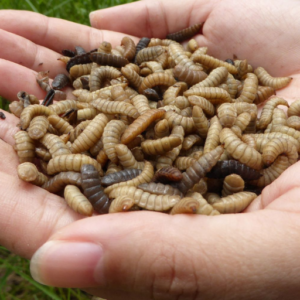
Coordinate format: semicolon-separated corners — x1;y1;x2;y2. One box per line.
0;0;136;298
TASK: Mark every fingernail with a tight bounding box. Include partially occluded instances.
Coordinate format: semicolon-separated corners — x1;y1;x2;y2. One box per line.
30;240;103;287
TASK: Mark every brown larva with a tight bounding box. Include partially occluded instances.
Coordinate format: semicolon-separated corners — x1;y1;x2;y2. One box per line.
169;197;200;215
217;103;237;128
138;182;183;197
39;133;72;158
135;45;165;66
174;145;224;194
121;36;136;61
166;23;203;42
27;116;49;140
108;196;136;213
187;192;221;215
154;119;170;139
286;116;300;130
221;174;245;197
254;67;292;89
234;73;258;103
90;52;129;68
121;66;143;90
141;134;182;156
163;82;188;106
9;101;24;118
91;98;139;119
35;147;51;161
71;113;108;154
47;115;73;135
14;131;36;163
134;37;151;63
152;166;183;183
203;116;222;154
52;73;71;90
184;87;232;105
182;134;203;151
173;64;207;87
69;63;93;80
64;185;94;216
108;185;181;211
102;120;126;163
287;100;300;117
164;110;195;134
17;162;48;186
89;66;122;92
97;41;112;54
212;191;257;213
220;128;263;170
138;72;177;94
192;106;209;138
81;164;111;214
257;97;289;130
115;144;145;170
192;66;228;89
48;100;78;115
192;54;238;74
175;156;197;170
47;154;103;176
131;94;151;115
188;95;215;117
121;109;165;145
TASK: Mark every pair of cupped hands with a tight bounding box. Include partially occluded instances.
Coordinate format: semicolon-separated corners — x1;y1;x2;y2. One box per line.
1;0;300;299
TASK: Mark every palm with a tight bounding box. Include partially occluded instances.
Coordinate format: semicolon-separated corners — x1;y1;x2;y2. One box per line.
0;3;299;285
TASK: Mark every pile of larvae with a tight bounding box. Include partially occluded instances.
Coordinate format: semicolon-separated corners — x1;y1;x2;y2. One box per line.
10;23;297;216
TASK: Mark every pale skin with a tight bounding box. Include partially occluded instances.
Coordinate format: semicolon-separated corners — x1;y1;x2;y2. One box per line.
1;0;300;299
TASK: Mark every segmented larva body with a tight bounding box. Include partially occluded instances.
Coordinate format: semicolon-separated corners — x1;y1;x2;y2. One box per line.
250;156;290;187
234;73;258;103
138;73;176;94
204;192;221;205
138;182;183;197
69;120;91;143
234;59;249;80
217;103;237;128
220;128;262;170
212;191;257;213
169;197;200;214
115;144;144;169
109;196;136;213
188;192;221;215
17;162;48;186
141;134;182;155
173;64;207;86
9;101;24;118
66;52;92;71
175;156;197;170
166;23;203;42
47;154;103;176
64;185;94;216
175;145;224;194
192;106;209;139
91;98;139;119
164;110;195;134
108;186;181;211
35;147;51;161
257;97;289;130
182;134;203;151
254;67;292;89
286;116;300;130
102;120;126;163
140;61;164;74
154;119;169;139
104;161;154;194
232;112;252;134
188;95;215;117
97;41;112;53
152;166;183;183
271;108;287;127
269;125;300;144
19;105;54;130
48;100;77;116
39;133;72;158
226;73;238;99
89;66;122;92
221;174;245;197
253;86;276;105
262;138;297;166
90;52;129;68
163;82;188;105
191;66;228;89
121;66;143;90
27;116;49;140
81;164;111;214
131;94;151;115
70;113;108;153
47;115;73;135
135;45;165;65
206;160;261;181
192;54;238;74
203;116;222;154
14;131;36;163
69;63;93;79
192;179;207;195
42;171;82;193
52;73;71;90
121;36;136;61
121;109;165;144
134;37;151;62
77;107;98;121
288;100;300;117
184;87;232;104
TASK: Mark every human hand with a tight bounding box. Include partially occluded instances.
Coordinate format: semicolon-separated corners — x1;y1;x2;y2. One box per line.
1;3;300;300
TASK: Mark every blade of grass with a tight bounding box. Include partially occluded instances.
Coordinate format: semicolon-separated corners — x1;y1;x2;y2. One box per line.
24;0;39;13
45;0;73;16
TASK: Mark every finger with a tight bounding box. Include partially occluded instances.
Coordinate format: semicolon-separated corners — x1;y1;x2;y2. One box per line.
30;210;300;299
0;59;75;101
0;110;20;145
0;29;68;76
89;0;212;38
0;170;83;259
0;10;139;52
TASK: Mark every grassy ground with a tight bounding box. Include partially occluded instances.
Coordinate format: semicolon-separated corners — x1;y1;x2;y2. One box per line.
0;0;136;299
